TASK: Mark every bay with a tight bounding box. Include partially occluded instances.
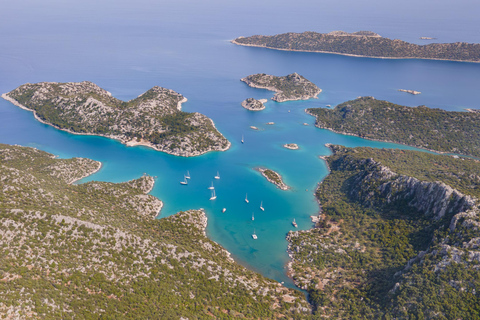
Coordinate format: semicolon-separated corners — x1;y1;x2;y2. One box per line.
1;0;479;286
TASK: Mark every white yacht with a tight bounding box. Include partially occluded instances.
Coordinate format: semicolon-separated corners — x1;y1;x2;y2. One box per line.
252;212;254;221
209;189;216;200
180;175;187;185
252;229;257;240
245;193;249;203
208;182;214;190
222;208;226;213
292;218;298;228
241;135;244;144
260;201;264;211
214;171;220;180
185;170;191;179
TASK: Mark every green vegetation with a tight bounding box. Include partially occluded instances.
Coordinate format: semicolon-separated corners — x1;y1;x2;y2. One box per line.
241;73;321;102
5;82;230;156
263;169;282;185
0;143;310;319
288;146;480;319
234;31;480;62
307;96;480;157
257;167;289;190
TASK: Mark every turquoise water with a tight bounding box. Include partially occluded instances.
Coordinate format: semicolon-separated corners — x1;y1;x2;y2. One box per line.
1;0;480;286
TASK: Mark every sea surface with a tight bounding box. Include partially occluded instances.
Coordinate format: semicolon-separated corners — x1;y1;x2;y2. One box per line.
1;0;480;286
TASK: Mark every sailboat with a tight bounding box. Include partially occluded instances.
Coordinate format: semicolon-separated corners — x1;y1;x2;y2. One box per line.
208;182;214;190
241;135;244;144
245;193;249;203
214;171;220;180
292;218;298;228
252;212;254;221
252;229;257;240
180;175;188;185
260;201;264;211
185;170;191;179
222;208;226;213
209;189;217;200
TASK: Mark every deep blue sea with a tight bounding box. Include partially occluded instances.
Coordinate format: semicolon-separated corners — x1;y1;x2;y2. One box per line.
1;0;480;286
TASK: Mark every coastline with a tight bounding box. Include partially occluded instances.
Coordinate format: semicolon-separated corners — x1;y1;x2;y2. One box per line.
2;93;230;157
240;76;321;102
254;167;289;191
304;108;473;158
231;39;480;64
68;161;103;185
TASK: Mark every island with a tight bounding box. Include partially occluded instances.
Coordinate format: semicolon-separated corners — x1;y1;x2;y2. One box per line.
241;97;267;111
232;31;480;62
287;145;480;318
398;89;421;95
2;81;230;157
241;73;322;102
0;143;310;318
256;167;289;190
306;96;480;157
283;143;299;150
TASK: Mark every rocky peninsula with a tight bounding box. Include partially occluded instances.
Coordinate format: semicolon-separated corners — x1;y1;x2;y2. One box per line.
241;73;321;102
0;143;310;318
2;81;230;157
233;31;480;62
306;96;480;157
241;97;267;111
398;89;421;95
287;145;480;318
256;167;289;190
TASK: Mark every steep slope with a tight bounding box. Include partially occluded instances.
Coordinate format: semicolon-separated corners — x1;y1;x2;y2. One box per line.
287;146;480;319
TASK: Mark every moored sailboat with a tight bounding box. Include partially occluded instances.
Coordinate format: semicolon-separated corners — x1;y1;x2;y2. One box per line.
180;175;188;185
260;201;264;211
209;189;216;200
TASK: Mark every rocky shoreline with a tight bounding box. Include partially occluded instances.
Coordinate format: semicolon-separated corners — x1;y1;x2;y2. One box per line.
2;84;231;157
241;73;321;102
231;33;480;63
304;108;470;158
283;143;299;150
255;167;289;190
241;98;266;111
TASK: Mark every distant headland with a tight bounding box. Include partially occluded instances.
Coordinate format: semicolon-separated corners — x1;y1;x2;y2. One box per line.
232;31;480;63
2;81;230;157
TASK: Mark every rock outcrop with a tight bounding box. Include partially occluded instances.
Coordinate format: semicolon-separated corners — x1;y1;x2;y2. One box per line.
241;98;266;111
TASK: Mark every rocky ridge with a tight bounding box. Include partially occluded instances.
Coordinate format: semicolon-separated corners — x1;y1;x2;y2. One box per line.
3;81;230;157
287;145;480;318
241;73;321;102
